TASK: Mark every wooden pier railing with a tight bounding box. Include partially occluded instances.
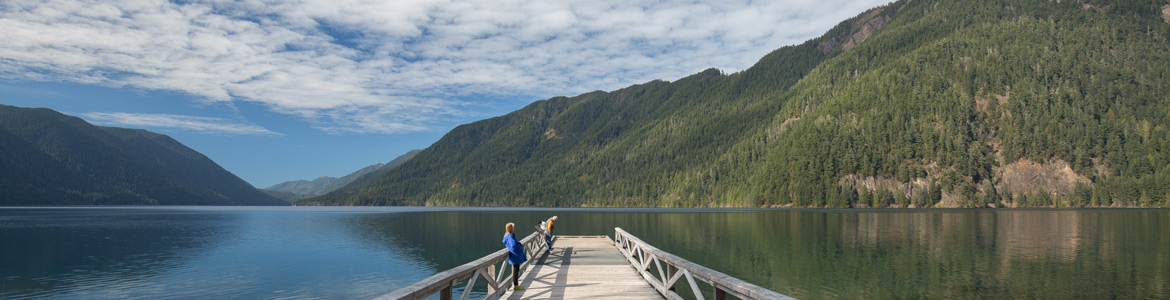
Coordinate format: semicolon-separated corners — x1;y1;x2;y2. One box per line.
377;224;795;300
614;227;796;300
374;226;548;300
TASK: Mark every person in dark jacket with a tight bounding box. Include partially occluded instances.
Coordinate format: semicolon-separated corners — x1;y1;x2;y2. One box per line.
502;223;527;290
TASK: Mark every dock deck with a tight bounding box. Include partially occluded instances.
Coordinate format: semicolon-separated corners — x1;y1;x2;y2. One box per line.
505;236;661;299
377;224;793;300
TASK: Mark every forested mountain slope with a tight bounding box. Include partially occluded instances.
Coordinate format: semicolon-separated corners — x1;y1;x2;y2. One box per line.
0;105;286;206
306;0;1170;208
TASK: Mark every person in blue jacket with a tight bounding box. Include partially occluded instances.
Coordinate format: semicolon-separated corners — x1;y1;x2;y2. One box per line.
502;222;527;291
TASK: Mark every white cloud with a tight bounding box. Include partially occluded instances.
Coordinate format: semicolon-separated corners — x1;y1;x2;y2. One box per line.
81;112;281;136
1;0;890;134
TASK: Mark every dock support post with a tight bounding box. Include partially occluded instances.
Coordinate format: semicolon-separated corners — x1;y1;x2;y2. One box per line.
440;285;452;300
714;288;726;300
667;265;677;291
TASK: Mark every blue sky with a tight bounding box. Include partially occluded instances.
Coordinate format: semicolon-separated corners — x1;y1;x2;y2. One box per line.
0;0;889;188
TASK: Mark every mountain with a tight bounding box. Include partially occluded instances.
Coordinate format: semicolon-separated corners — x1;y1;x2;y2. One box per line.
304;0;1170;208
0;105;286;206
259;189;315;202
264;149;422;199
267;174;352;196
337;149;423;191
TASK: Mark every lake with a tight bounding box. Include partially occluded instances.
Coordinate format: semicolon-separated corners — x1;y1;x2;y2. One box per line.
1;207;1167;299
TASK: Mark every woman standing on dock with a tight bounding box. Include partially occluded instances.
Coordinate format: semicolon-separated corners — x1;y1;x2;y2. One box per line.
502;223;527;291
543;216;557;253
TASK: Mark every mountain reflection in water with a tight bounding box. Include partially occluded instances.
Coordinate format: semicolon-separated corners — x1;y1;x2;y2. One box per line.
1;207;1166;299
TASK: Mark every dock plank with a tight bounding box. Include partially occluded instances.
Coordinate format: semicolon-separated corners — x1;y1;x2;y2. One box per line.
505;236;661;300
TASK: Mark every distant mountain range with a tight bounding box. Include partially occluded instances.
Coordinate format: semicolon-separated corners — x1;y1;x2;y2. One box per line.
263;149;421;201
0;105;286;205
304;0;1170;208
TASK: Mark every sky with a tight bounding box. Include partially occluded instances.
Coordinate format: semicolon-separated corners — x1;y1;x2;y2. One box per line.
0;0;891;188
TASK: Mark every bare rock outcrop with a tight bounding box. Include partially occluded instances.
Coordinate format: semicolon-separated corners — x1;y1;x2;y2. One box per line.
1162;5;1169;24
818;8;890;52
998;159;1090;196
544;127;563;140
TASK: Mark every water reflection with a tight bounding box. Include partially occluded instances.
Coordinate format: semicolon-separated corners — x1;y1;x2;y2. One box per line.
0;207;442;299
648;209;1170;299
2;208;1166;299
0;208;239;299
341;209;1170;299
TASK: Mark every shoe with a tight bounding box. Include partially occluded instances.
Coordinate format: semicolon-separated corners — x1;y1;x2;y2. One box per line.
514;286;526;291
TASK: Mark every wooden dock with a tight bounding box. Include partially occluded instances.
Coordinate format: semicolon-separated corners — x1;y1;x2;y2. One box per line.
377;219;794;300
504;236;661;299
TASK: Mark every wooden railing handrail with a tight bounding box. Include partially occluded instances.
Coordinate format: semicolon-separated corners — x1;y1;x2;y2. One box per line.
614;227;796;300
376;225;548;300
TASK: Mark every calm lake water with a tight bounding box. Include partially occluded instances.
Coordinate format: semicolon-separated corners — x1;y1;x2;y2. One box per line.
1;207;1167;299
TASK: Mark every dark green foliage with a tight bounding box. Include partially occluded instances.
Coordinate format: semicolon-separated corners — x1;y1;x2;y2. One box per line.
305;0;1170;207
876;187;894;208
0;105;286;206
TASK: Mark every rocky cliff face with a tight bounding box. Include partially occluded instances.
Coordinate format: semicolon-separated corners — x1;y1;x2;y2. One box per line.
818;8;891;52
998;160;1091;197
